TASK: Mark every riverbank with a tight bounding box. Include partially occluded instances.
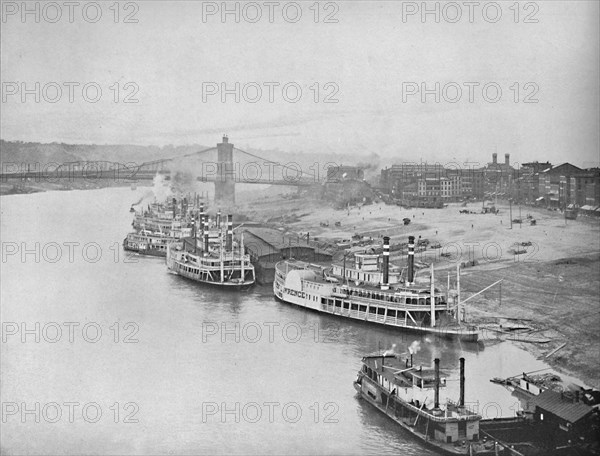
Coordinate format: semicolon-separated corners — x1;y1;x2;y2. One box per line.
0;180;136;195
241;194;600;388
461;254;600;389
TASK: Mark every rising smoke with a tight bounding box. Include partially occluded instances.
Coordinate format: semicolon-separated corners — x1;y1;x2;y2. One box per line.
408;340;421;355
168;157;203;195
382;343;399;356
356;153;381;180
150;173;172;202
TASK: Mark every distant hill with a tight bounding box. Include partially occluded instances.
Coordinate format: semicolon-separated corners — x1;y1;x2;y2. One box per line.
0;139;382;184
0;140;206;166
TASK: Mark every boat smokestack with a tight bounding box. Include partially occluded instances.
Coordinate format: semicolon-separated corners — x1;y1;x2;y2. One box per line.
407;236;415;284
199;204;205;238
203;217;209;253
410;354;413;367
193;216;198;253
226;214;233;251
217;210;221;229
459;357;465;407
172;198;177;219
434;358;440;409
381;236;390;290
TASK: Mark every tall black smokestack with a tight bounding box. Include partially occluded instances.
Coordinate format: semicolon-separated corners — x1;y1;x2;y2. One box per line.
217;210;221;229
407;236;415;284
459;357;465;407
382;236;390;290
204;217;209;253
492;153;497;165
192;217;197;253
434;358;440;409
226;215;233;251
172;198;177;219
199;204;205;239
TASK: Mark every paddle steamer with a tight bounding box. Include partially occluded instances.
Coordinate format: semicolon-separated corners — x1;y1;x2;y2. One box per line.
166;212;255;289
274;236;479;341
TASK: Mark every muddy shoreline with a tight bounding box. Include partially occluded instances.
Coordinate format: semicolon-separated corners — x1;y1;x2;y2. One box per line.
240;191;600;388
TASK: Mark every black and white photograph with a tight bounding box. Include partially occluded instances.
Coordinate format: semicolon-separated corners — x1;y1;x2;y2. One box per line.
1;1;599;454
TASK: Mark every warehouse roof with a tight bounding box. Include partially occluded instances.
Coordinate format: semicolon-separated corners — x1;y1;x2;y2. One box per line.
243;227;336;257
531;390;594;423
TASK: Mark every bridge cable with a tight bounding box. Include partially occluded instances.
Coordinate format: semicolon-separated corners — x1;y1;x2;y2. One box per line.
233;147;318;181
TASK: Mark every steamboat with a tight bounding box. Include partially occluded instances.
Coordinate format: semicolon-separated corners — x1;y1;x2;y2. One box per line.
123;225;192;257
132;196;202;233
354;354;498;455
274;235;479;341
166;211;255;290
124;196;201;257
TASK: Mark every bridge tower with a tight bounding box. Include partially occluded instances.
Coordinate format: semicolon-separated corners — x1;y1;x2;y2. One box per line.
215;135;235;205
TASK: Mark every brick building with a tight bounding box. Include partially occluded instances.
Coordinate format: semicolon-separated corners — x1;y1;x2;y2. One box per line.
538;163;583;207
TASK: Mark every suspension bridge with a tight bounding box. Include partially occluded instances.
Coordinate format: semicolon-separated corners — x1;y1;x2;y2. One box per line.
0;136;323;204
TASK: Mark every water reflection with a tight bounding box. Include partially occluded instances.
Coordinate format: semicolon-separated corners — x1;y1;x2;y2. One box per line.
0;188;565;455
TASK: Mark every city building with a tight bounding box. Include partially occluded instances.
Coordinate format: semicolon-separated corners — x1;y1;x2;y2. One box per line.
538;163;583;208
484;153;518;198
568;168;600;207
519;161;552;203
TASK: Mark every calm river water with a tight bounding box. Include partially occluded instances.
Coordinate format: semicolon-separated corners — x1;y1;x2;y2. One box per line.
0;187;562;455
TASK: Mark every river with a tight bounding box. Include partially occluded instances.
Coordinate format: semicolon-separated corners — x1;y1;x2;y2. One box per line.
0;187;566;455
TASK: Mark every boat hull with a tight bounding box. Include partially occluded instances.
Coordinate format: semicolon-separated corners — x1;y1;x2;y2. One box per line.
166;247;255;291
170;270;254;291
273;282;478;342
123;244;167;257
354;382;496;455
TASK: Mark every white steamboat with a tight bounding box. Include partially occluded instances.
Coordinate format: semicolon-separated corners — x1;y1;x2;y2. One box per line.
274;236;479;341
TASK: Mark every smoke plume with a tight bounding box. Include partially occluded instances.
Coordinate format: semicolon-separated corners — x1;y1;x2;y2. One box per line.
151;173;172;202
408;340;421;355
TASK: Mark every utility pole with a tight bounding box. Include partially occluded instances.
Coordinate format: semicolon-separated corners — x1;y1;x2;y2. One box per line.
518;179;522;229
499;281;502;307
509;198;513;229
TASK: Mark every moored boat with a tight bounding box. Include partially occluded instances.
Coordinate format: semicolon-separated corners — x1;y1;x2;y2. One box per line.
123;226;192;257
166;212;255;290
354;354;499;455
274;235;479;341
124;195;203;257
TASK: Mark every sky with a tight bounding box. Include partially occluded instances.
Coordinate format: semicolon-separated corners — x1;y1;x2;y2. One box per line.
1;0;599;168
